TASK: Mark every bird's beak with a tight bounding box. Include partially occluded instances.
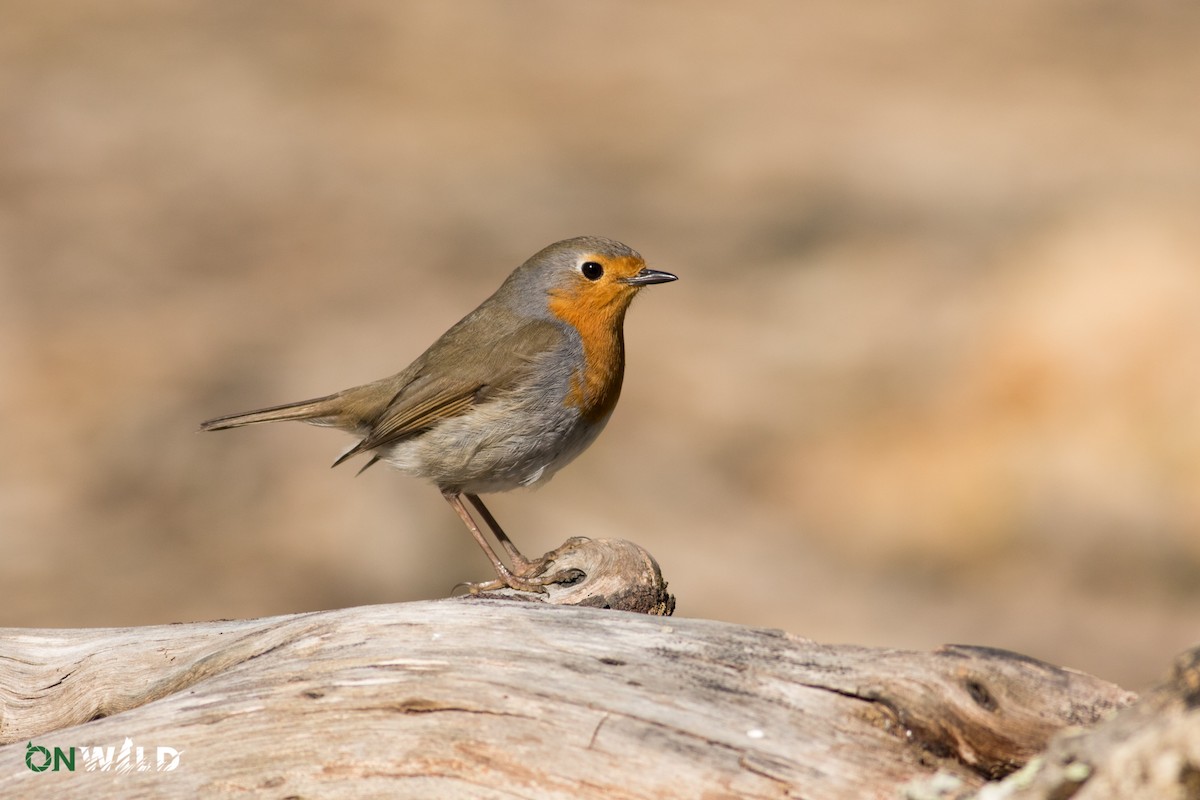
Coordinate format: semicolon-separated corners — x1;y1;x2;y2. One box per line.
622;268;678;286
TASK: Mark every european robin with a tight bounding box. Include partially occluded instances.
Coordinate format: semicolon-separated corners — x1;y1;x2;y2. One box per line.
200;236;676;592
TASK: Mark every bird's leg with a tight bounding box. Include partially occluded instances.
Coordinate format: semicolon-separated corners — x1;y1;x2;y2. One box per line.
466;494;587;588
442;491;553;594
466;493;539;574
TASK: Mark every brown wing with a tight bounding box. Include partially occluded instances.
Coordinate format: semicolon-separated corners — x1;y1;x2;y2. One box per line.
334;318;566;469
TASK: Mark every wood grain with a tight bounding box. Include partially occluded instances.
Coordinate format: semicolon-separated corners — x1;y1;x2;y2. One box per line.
0;599;1135;799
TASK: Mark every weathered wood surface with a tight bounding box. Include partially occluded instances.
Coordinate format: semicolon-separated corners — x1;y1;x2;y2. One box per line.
0;599;1134;799
951;645;1200;800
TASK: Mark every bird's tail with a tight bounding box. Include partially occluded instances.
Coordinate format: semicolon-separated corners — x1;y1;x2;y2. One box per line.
199;393;347;432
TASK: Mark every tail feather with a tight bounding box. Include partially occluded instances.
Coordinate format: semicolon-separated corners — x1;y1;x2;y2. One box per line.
198;393;345;432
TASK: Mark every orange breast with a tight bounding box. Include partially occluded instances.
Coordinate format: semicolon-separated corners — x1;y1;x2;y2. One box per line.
548;292;627;423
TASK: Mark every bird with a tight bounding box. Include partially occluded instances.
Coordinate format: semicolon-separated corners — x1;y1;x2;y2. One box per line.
200;236;677;593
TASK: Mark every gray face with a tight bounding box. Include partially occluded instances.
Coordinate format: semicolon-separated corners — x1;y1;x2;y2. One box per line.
497;236;645;317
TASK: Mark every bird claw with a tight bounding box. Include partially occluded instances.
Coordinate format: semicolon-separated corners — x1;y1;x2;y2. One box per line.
461;563;587;595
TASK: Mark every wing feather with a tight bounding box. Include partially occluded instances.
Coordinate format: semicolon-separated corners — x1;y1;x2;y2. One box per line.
335;318;565;469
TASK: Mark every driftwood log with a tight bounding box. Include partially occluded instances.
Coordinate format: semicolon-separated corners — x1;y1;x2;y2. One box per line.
959;647;1200;800
5;591;1188;799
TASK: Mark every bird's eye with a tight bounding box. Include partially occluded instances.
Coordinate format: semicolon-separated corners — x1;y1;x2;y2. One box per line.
580;261;604;281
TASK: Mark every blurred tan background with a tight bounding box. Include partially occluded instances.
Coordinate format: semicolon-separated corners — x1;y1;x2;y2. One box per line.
2;1;1198;690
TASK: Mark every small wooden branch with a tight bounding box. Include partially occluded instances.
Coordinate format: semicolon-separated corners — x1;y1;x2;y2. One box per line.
478;536;676;615
0;600;1137;799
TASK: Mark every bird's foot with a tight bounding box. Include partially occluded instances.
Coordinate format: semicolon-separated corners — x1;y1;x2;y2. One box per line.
461;568;584;595
465;539;592;594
